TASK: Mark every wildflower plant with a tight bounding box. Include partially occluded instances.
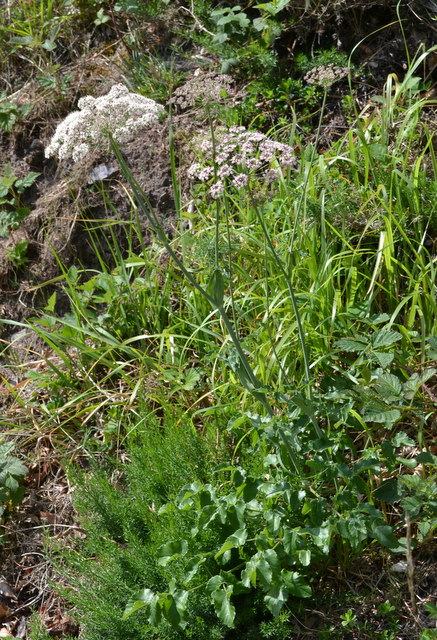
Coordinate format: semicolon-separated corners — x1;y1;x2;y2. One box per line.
188;126;296;198
45;83;165;162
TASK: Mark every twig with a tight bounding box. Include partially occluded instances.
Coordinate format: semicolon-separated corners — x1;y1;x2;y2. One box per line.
178;3;215;37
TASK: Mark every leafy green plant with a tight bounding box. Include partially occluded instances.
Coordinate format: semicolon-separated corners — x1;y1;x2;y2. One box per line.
340;609;357;629
7;239;29;268
0;164;40;238
210;6;251;44
0;0;76;72
0;441;27;521
0;93;32;132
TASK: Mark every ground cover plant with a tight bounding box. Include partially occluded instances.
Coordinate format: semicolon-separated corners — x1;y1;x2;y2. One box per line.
0;1;436;639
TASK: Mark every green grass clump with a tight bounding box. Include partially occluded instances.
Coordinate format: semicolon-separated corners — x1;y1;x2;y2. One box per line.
50;412;295;640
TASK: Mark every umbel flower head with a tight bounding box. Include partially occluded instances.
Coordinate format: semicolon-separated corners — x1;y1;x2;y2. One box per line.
188;126;296;198
168;73;236;112
45;84;165;162
304;63;349;87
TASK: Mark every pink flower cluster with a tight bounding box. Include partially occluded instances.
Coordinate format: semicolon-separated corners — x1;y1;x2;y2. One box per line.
188;126;296;198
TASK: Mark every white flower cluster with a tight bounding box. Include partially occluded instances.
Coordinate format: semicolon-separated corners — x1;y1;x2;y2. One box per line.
45;84;165;162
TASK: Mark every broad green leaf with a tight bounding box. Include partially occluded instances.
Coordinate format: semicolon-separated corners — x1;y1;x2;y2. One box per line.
416;452;437;466
183;556;206;584
242;550;279;589
396;457;417;468
123;588;157;619
215;528;247;559
372;524;398;549
374;478;402;504
298;549;311;566
264;509;281;536
211;586;235;628
207;575;224;592
196;504;219;531
157;539;188;566
363;406;401;425
241;557;257;588
281;571;312;598
263;549;281;580
264;583;288;617
283;528;298;555
162;590;188;629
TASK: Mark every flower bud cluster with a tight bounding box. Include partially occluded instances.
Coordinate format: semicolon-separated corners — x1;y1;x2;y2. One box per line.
188;126;296;198
304;64;349;87
45;84;165;162
168;73;235;112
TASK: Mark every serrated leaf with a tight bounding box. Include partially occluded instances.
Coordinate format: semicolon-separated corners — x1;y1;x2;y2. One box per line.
181;367;201;391
373;373;403;400
363;406;401;425
427;336;437;358
211;586;235;627
403;368;436;400
255;0;291;16
400;495;423;516
15;172;40;192
337;515;368;550
391;432;415;447
157;539;188;566
370;313;390;324
371;330;402;348
372;351;394;368
334;337;368;352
